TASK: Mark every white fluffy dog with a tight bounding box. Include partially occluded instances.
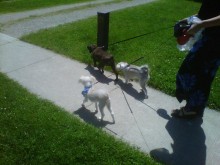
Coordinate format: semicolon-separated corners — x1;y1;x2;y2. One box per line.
79;75;115;123
116;62;150;98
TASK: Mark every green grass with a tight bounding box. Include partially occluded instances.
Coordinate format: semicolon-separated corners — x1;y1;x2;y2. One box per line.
0;72;160;164
21;0;220;111
0;0;94;14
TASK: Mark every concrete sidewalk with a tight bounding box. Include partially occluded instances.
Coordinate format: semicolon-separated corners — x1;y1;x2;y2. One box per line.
0;0;155;38
0;33;220;165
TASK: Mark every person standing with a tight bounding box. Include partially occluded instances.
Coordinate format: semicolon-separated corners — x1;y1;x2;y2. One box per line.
172;0;220;118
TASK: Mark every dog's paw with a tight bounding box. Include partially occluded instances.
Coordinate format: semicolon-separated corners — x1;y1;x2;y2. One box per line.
98;116;103;121
99;70;104;74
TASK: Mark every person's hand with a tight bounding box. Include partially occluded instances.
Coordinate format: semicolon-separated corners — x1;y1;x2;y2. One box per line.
187;22;203;35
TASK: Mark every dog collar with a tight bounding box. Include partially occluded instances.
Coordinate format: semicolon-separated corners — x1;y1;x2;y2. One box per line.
81;85;92;96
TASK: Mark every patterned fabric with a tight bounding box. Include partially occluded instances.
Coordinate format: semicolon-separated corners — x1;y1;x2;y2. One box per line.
176;34;220;115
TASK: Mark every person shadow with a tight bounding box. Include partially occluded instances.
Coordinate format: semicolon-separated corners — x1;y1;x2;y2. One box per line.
73;106;114;128
150;109;206;165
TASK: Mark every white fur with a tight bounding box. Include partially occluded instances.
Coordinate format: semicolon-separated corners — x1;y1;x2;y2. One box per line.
116;62;150;98
79;75;115;123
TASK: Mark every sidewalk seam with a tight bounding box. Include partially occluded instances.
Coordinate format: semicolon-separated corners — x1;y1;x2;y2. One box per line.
5;55;56;74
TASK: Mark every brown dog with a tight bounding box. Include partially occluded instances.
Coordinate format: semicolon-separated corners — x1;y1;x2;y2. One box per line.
87;44;118;80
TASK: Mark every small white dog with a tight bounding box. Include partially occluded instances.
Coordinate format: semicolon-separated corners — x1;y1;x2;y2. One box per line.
116;62;150;98
79;75;115;123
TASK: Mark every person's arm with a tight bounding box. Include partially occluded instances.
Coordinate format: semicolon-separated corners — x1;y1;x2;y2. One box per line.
187;15;220;35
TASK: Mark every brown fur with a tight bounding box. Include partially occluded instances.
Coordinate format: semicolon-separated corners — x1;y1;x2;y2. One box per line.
87;44;118;80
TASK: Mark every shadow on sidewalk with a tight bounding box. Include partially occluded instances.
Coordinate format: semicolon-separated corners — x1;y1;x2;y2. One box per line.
117;79;146;101
85;65;146;101
150;109;206;165
84;65;114;85
73;106;114;128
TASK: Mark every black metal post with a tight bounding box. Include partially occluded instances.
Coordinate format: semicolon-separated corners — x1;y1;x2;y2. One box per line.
97;11;109;50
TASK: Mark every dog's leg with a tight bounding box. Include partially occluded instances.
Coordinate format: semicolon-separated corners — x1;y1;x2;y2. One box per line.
140;81;148;99
106;98;115;123
95;102;98;113
98;63;104;74
98;102;105;121
111;64;118;81
125;75;129;84
101;66;104;74
82;97;88;107
93;58;97;67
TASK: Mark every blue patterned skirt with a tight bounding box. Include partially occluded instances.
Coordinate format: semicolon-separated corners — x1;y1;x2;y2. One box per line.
176;33;220;115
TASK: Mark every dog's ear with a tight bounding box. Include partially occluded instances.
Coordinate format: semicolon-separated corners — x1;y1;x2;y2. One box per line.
118;62;127;69
87;44;97;53
116;63;121;70
91;45;97;50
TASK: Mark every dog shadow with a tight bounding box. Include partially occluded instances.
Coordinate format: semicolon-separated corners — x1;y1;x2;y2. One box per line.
150;109;206;165
84;65;114;85
117;79;146;101
73;106;114;128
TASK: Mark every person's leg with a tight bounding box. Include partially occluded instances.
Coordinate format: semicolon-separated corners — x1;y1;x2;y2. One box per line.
184;62;219;116
174;35;220;118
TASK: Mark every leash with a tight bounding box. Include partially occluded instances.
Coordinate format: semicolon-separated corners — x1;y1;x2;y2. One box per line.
116;56;146;73
120;87;150;149
92;24;175;85
91;25;174;85
83;25;175;145
109;25;173;46
126;56;144;67
114;56;145;73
